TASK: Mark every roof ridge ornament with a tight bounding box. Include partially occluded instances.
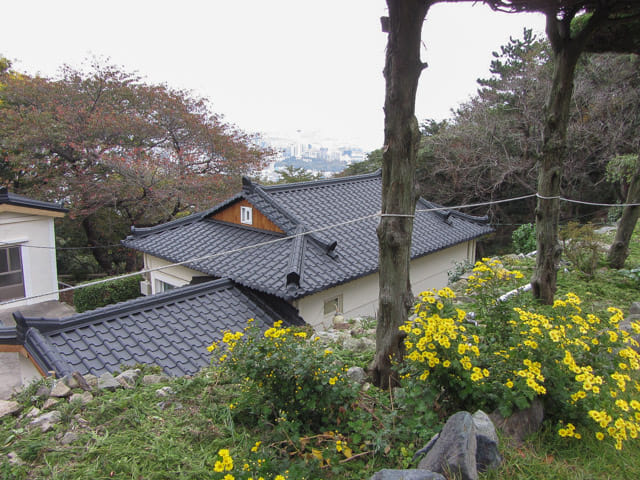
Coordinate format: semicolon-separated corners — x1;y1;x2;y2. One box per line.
242;175;255;194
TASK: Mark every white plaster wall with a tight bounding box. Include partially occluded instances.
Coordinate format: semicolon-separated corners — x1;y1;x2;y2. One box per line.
144;254;201;294
297;241;476;330
0;212;59;310
19;353;43;385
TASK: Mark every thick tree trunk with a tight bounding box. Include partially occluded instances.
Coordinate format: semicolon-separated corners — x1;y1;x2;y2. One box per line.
371;0;430;388
81;216;115;274
608;154;640;268
532;45;580;303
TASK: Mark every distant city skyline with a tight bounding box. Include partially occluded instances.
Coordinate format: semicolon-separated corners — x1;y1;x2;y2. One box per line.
0;1;546;152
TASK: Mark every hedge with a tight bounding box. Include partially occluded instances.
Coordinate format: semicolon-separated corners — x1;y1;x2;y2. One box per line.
73;275;143;313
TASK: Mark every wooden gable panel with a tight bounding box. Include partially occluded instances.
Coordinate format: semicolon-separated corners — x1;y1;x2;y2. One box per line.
209;199;284;233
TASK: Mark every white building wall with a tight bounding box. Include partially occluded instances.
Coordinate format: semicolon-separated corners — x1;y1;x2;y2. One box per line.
143;254;202;294
0;212;60;310
143;239;477;330
296;241;476;330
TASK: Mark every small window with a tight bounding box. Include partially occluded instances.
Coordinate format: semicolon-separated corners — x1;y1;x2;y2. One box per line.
0;246;25;302
240;206;253;225
156;279;176;293
323;294;343;316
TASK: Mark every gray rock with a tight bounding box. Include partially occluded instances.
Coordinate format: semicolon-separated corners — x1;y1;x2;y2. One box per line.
370;470;446;480
346;366;367;384
7;451;25;466
60;431;79;445
42;398;60;410
69;391;93;405
343;336;376;352
418;411;478;480
0;400;21;418
50;380;72;398
412;433;439;462
630;302;640;315
64;374;79;390
116;368;141;388
156;386;175;397
30;410;62;432
98;373;120;391
490;398;544;446
72;371;93;391
25;406;41;418
35;384;51;398
595;226;617;235
142;374;167;385
83;374;98;388
472;410;501;472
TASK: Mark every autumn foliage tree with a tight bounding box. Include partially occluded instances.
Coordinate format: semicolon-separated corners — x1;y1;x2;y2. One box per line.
0;61;272;273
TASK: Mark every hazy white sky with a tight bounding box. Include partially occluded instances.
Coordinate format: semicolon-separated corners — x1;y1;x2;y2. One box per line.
1;1;546;151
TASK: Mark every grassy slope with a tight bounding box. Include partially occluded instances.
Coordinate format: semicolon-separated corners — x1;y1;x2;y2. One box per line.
1;225;639;480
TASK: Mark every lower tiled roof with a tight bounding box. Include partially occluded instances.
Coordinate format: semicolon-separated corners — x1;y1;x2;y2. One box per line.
6;279;303;377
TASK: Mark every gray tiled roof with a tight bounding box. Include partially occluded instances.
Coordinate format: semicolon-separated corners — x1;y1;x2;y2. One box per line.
123;171;493;299
0;187;67;213
4;279;303;377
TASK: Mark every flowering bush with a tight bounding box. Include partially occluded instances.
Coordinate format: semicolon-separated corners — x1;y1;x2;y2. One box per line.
401;258;640;449
211;446;287;480
208;320;358;430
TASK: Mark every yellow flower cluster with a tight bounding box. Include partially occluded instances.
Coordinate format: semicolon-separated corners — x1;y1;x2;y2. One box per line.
403;288;483;383
515;359;546;395
558;423;581;439
212;445;288;480
264;320;291;339
214;449;234;472
465;258;524;294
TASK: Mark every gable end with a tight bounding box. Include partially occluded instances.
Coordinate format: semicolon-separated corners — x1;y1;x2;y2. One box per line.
208;199;284;233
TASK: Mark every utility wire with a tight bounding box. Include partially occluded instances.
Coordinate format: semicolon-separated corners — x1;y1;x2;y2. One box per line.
1;191;634;307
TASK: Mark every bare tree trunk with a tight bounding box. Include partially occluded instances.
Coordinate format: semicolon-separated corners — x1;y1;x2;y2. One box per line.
532;9;606;304
608;154;640;268
532;44;579;303
371;0;431;388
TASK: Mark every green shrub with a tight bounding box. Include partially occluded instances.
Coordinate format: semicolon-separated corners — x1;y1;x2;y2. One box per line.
73;275;142;312
401;259;640;450
560;222;603;276
209;320;359;431
512;223;537;254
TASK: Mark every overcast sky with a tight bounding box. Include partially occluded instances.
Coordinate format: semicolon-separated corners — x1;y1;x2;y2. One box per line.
1;1;546;151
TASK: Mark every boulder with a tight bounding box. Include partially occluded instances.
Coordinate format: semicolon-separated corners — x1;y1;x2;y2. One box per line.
472;410;501;472
60;431;79;445
69;391;93;405
142;374;167;385
49;380;72;398
490;398;544;445
83;374;99;388
630;302;640;316
346;366;367;384
0;400;21;418
72;371;93;391
116;369;141;388
42;398;60;410
418;411;478;480
98;373;120;391
35;384;51;398
156;386;175;397
343;336;376;352
370;469;446;480
29;410;62;433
